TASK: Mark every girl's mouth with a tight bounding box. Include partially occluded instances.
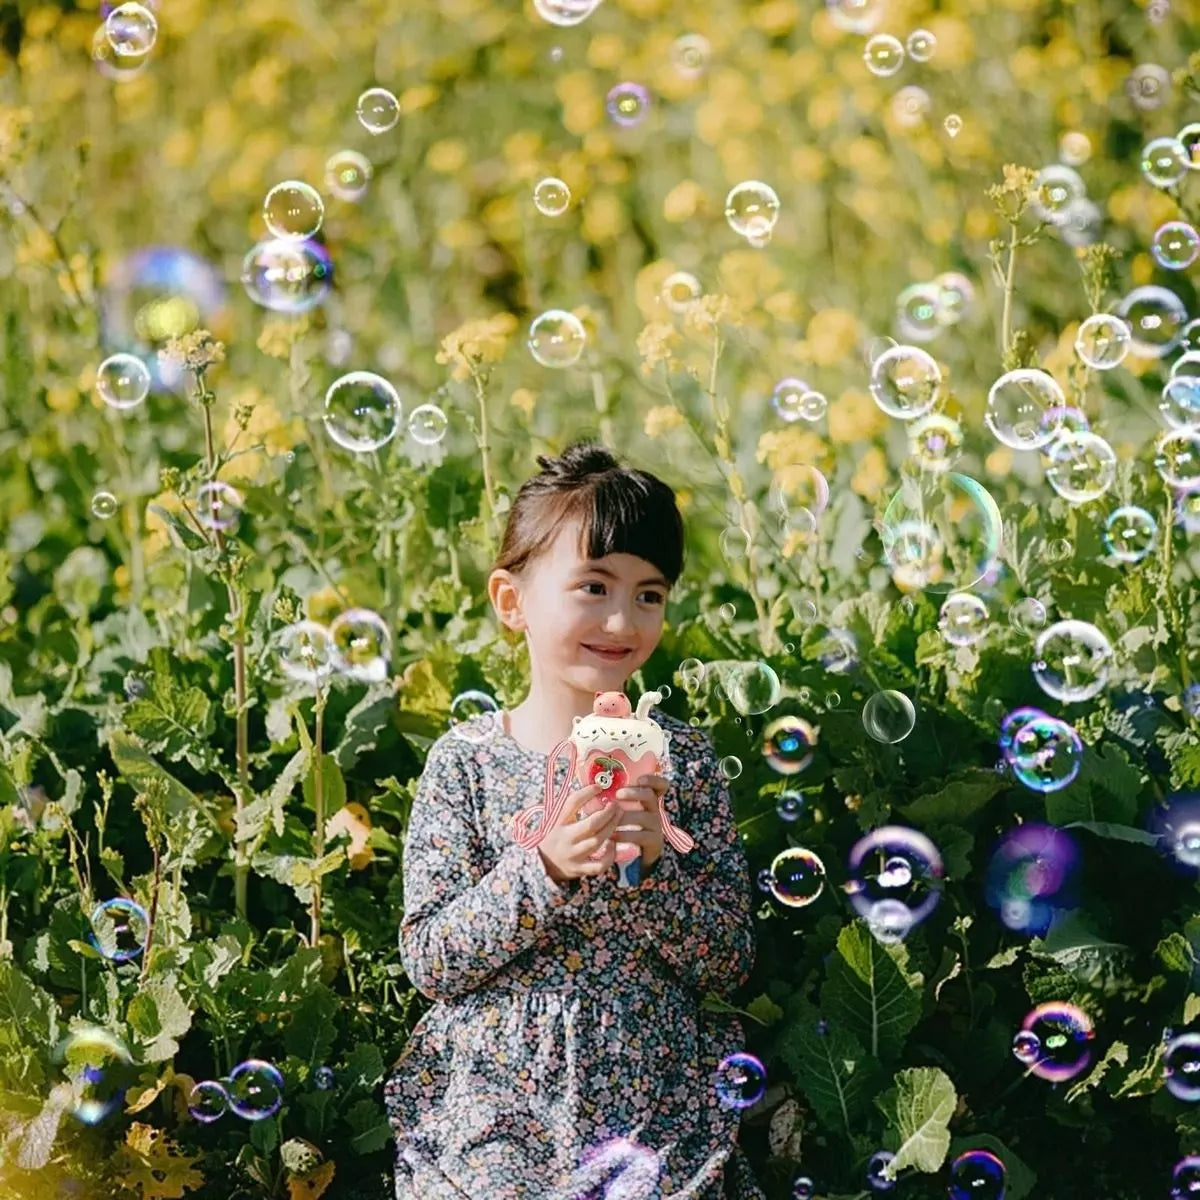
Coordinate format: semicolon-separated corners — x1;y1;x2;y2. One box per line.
582;644;632;662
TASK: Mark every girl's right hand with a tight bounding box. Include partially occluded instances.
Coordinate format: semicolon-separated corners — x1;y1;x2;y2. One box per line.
537;784;624;883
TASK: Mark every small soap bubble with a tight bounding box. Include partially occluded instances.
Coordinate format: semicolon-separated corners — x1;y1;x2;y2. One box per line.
725;181;780;240
1147;0;1169;21
357;87;400;134
845;826;944;935
329;608;391;683
1152;222;1200;271
324;371;402;452
671;34;711;78
97;352;151;410
606;82;650;127
195;481;242;531
56;1028;135;1126
891;85;931;127
771;377;825;423
533;177;571;217
1043;431;1117;504
263;181;324;240
762;716;817;774
714;1052;766;1110
1154;429;1200;491
862;691;916;743
1032;620;1112;703
528;309;587;368
227;1060;285;1121
1127;63;1171;110
863;34;904;76
866;1149;897;1190
825;0;881;34
661;271;701;313
1142;137;1190;188
934;272;975;325
105;3;157;57
1017;1003;1094;1082
768;847;827;907
91;490;119;519
1179;123;1200;169
907;413;963;473
1058;198;1103;248
408;403;448;446
719;755;743;780
88;897;149;961
1074;313;1131;369
241;238;332;314
869;344;941;419
1012;1030;1042;1063
188;1080;230;1123
775;791;806;822
793;1176;816;1200
943;113;962;137
948;1150;1006;1200
1010;597;1047;634
1030;165;1087;225
1059;131;1091;166
1164;1034;1200;1102
895;282;942;342
532;0;602;26
324;151;372;203
1173;1157;1200;1199
985;369;1065;449
905;28;936;60
277;620;338;685
1103;506;1157;562
314;1066;336;1091
938;592;988;646
1010;715;1083;793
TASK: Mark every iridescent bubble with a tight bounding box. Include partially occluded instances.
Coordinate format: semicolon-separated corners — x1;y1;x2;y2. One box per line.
1032;620;1113;703
1030;165;1087;225
773;466;831;519
1012;1030;1041;1064
356;87;400;134
1182;684;1200;720
938;592;988;647
1154;429;1200;491
105;3;157;56
91;20;148;78
895;283;942;342
793;1176;816;1200
1173;1156;1200;1199
825;0;882;34
240;238;332;314
905;28;936;61
948;1150;1006;1200
55;1028;134;1126
714;1052;766;1110
762;715;817;774
194;481;242;531
987;822;1078;934
96;352;151;410
1147;0;1169;22
324;151;373;203
863;34;905;77
92;490;119;519
606;82;650;127
532;177;570;217
1009;597;1047;634
771;377;826;422
408;403;448;445
1039;404;1090;449
724;181;781;240
1059;131;1091;166
188;1080;230;1123
88;897;149;961
1010;714;1083;792
1172;351;1200;383
891;86;931;128
1127;62;1171;110
1178;490;1200;534
814;628;858;674
845;826;944;936
721;661;783;715
570;1136;661;1198
1164;1034;1200;1102
934;272;975;325
1043;431;1117;503
943;113;962;137
263;181;324;240
528;309;587;368
277;620;338;685
314;1066;336;1090
1173;821;1200;869
1180;123;1200;168
1141;136;1189;188
1153;222;1200;270
1017;1002;1095;1082
869;344;941;419
1103;506;1157;562
985;369;1065;450
227;1060;285;1121
661;271;701;313
329;608;391;683
532;0;603;26
866;1150;897;1191
775;791;805;823
1118;287;1188;358
324;372;402;452
862;690;916;743
907;413;963;473
768;847;827;907
998;706;1052;756
1058;198;1103;248
1075;313;1131;369
670;33;711;78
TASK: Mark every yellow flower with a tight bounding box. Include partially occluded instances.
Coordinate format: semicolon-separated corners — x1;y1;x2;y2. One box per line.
428;139;469;174
756;426;830;478
509;388;537;419
435;313;519;382
682;293;746;335
663;179;705;223
46;385;79;414
644;405;686;438
636;322;682;376
635;260;680;320
828;388;887;443
256;317;304;360
159;329;226;375
306;584;345;625
850;446;888;503
806;308;861;366
582;189;626;244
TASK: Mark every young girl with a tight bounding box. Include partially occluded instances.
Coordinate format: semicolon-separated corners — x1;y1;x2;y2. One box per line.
384;441;766;1200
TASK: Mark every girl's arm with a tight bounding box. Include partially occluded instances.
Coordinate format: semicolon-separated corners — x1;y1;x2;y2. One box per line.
399;738;593;1002
625;728;758;1001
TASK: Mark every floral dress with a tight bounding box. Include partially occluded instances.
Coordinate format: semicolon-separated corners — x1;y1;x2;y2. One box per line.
383;709;767;1200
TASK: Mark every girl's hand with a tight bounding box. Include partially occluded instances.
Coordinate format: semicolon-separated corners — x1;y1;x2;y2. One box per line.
612;774;669;869
536;784;625;883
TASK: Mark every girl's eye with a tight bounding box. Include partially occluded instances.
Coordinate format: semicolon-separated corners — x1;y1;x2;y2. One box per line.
580;582;665;604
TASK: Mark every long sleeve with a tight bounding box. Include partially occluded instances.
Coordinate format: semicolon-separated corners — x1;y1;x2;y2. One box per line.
624;728;758;1001
398;737;596;1002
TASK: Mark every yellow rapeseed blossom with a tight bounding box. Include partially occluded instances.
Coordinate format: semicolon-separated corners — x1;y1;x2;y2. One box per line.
636;322;682;376
436;313;519;382
510;389;537;419
756;426;830;477
828;388;887;443
644;405;686;438
851;446;888;503
256;317;303;360
683;293;747;335
663;180;705;223
806;309;861;367
398;85;438;114
582;189;626;244
306;584;345;625
428;139;469;174
635;260;680;320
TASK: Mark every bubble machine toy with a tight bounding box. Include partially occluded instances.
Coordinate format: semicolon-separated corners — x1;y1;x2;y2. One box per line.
511;690;696;887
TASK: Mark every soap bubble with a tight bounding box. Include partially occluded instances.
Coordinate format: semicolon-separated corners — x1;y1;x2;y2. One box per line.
661;271;701;313
1074;313;1131;369
985;369;1065;450
862;691;916;743
998;706;1052;757
1152;222;1200;270
314;1066;336;1090
1009;714;1083;792
1103;506;1157;562
714;1052;767;1110
324;151;373;202
1154;429;1200;491
227;1060;285;1121
606;82;650;127
671;34;711;78
91;490;119;519
88;897;149;961
895;283;942;342
356;87;400;133
845;826;944;937
532;0;602;25
240;238;332;314
188;1080;230;1123
263;181;323;240
905;28;936;60
324;372;402;452
1179;123;1200;167
771;377;826;422
277;621;338;685
1043;431;1117;503
408;403;448;446
869;344;941;419
533;177;571;217
948;1151;1006;1200
891;86;931;128
987;822;1078;934
934;272;975;325
55;1028;134;1126
1162;376;1200;429
1032;620;1113;703
528;309;587;368
105;3;157;56
97;353;151;410
762;716;817;774
1058;198;1103;248
1127;62;1171;109
943;113;962;137
1017;1002;1095;1082
1141;137;1189;188
826;0;882;34
863;34;905;77
1118;286;1188;357
866;1150;897;1191
1009;597;1047;634
725;181;780;240
195;481;242;531
1030;165;1086;224
330;608;391;683
1163;1034;1200;1102
768;847;827;907
907;413;963;473
721;661;783;715
938;592;988;646
772;466;830;519
1059;131;1092;166
1175;1157;1200;1199
1012;1030;1041;1064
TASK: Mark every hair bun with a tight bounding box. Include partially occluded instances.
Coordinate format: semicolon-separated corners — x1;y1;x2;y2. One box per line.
536;441;619;481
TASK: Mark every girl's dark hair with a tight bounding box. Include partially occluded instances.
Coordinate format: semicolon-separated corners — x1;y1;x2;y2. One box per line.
491;440;686;587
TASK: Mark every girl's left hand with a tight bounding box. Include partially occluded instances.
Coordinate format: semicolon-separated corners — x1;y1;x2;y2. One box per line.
612;774;669;869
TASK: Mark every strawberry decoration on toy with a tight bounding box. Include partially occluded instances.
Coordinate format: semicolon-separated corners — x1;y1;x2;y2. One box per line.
511;689;695;887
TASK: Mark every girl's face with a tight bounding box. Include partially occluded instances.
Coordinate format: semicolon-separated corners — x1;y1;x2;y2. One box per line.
488;521;671;699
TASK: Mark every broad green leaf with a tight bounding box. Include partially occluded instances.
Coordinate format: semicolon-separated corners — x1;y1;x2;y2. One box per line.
876;1066;957;1178
0;962;58;1068
341;1043;385;1092
302;753;347;817
127;978;193;1062
333;686;395;770
897;769;1006;826
237;748;309;848
820;921;923;1061
147;503;208;551
107;733;203;817
744;993;786;1026
123;662;214;762
282;986;340;1065
1045;743;1145;827
1062;821;1159;846
1157;933;1195;974
343;1097;392;1154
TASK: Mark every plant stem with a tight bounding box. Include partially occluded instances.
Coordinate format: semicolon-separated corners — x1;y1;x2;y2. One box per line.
1162;491;1194;694
309;692;327;948
472;369;500;554
139;841;162;985
1000;221;1018;357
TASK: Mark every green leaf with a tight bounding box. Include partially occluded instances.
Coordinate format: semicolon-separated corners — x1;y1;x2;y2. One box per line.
147;503;208;551
1157;933;1196;974
237;748;309;848
341;1043;385;1092
107;733;203;817
1064;1040;1129;1102
343;1097;392;1154
1062;821;1160;846
334;686;396;770
744;993;786;1026
1045;742;1145;826
282;986;340;1065
302;753;347;816
897;769;1006;826
122;653;214;762
126;978;193;1062
876;1066;957;1178
820;922;923;1061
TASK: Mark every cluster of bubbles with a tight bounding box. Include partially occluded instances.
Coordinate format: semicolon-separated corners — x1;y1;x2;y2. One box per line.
999;707;1083;793
1012;1002;1095;1082
893;273;976;342
188;1061;285;1123
724;181;781;247
771;377;828;423
1141;122;1200;195
862;28;936;78
275;609;392;685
